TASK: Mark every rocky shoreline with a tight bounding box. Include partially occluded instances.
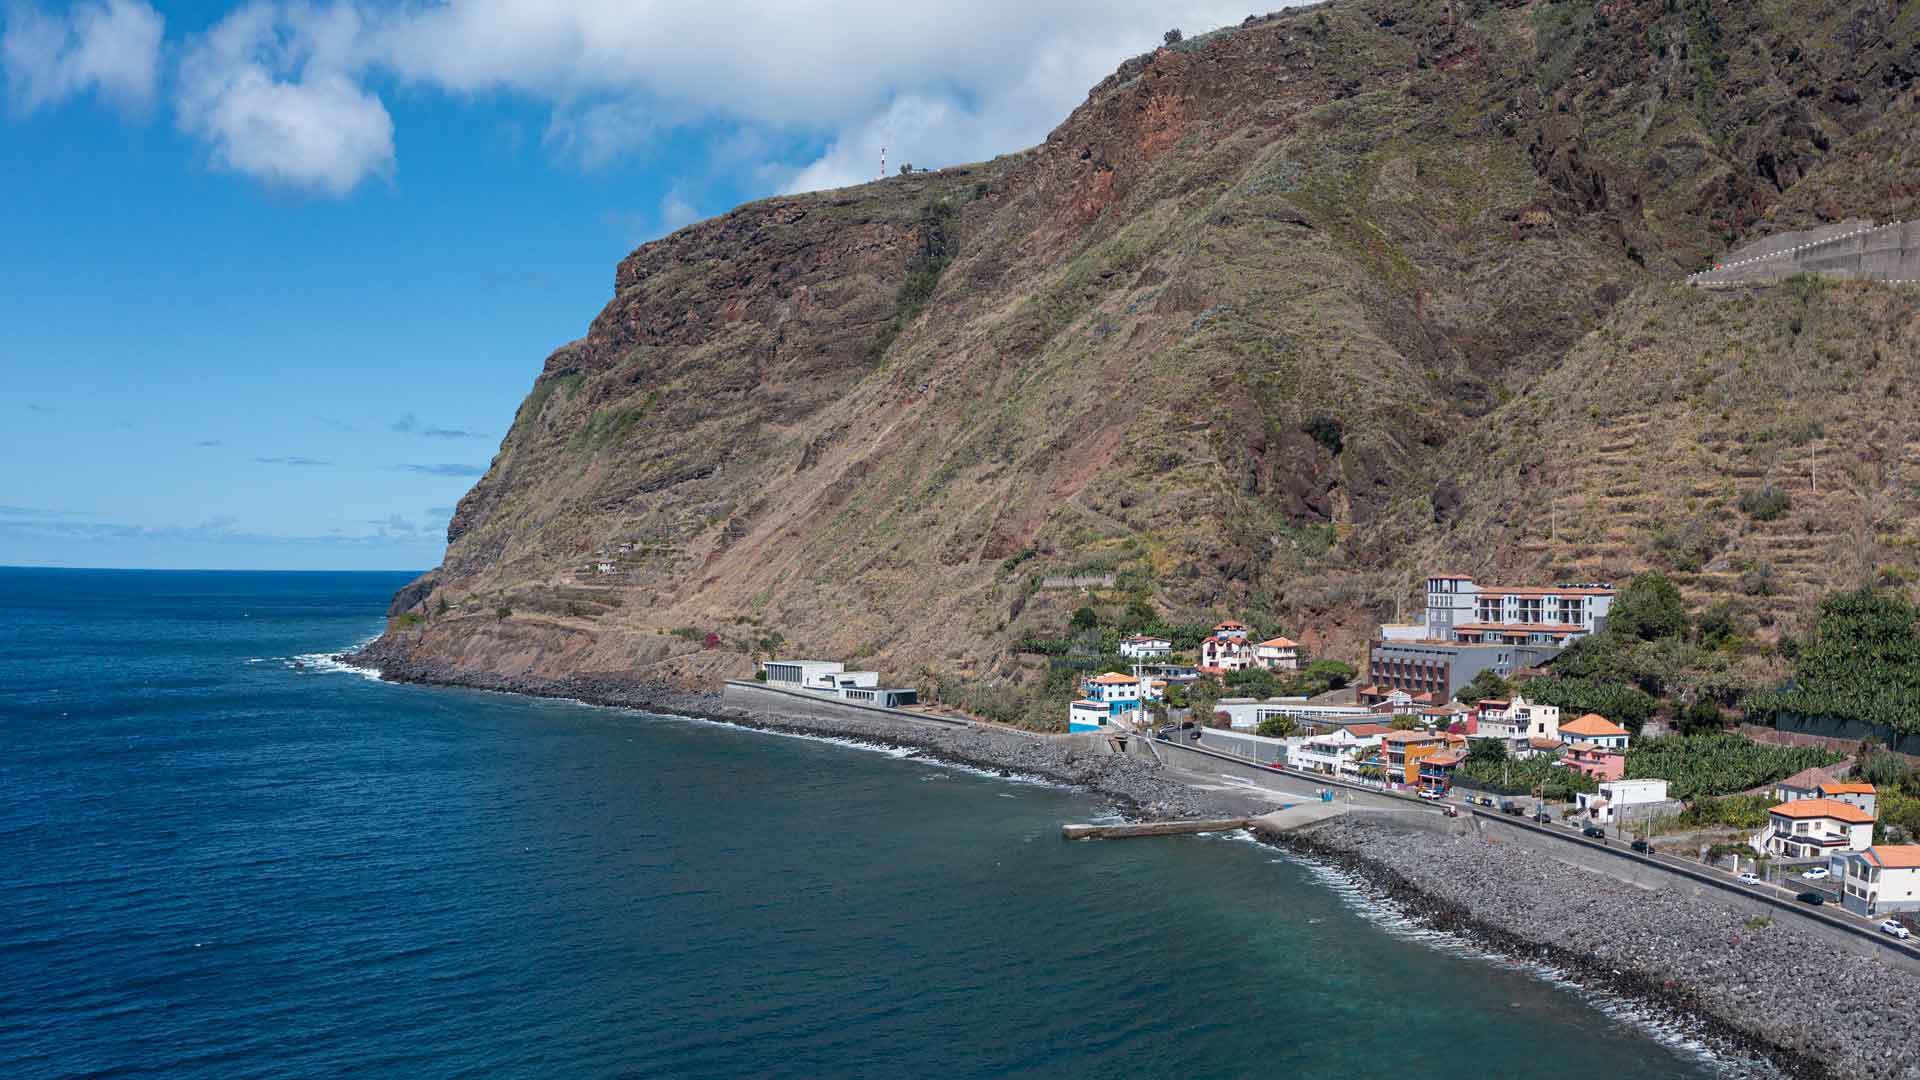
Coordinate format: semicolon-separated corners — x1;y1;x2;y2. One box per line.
1279;818;1920;1080
345;640;1266;820
347;642;1916;1079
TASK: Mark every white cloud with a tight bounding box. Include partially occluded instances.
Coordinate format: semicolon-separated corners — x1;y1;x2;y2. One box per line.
174;3;393;196
1;0;163;113
358;0;1258;183
17;1;1309;198
659;187;699;232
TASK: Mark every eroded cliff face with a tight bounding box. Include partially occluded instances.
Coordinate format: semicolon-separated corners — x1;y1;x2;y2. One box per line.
374;0;1920;704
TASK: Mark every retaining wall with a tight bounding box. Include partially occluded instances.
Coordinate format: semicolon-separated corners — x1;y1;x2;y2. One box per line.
1690;219;1920;288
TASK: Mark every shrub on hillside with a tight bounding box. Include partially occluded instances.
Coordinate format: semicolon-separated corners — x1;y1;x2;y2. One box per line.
1737;485;1792;522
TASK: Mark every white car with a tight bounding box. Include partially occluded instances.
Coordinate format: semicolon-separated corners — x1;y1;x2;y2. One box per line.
1882;920;1911;940
1801;867;1831;881
1737;873;1761;886
1417;789;1441;801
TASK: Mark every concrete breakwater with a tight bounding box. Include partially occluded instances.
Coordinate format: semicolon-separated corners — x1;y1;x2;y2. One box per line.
1278;817;1920;1080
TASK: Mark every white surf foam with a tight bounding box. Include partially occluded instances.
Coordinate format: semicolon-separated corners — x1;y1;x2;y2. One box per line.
1248;840;1782;1078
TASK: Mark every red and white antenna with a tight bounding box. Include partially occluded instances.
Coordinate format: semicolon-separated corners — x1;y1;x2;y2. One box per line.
879;145;886;180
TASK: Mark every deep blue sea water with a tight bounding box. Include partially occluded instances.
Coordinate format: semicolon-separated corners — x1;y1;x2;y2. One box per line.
0;569;1737;1078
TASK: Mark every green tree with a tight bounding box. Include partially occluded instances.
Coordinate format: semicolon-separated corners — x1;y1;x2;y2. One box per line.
1226;667;1281;700
1677;698;1725;735
1455;668;1512;705
1188;676;1222;719
1070;606;1100;632
1467;736;1508;764
1388;714;1421;730
1609;572;1689;641
1257;715;1297;739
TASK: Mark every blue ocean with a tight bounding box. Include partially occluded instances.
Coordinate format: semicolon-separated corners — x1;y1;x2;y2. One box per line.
0;569;1731;1078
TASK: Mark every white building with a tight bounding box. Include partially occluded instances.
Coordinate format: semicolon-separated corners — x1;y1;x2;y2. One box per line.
1068;699;1111;733
1754;798;1876;859
762;660;847;691
1557;713;1629;750
1830;845;1920;917
761;660;916;707
1119;635;1173;659
1074;672;1145;730
1816;782;1878;818
1422;575;1616;642
1252;637;1301;672
1294;724;1389;778
1475;694;1560;753
1213;698;1376;731
1199;634;1253;672
1575;779;1670;824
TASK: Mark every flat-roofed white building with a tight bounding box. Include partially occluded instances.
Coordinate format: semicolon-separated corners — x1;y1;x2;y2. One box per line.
762;660;845;691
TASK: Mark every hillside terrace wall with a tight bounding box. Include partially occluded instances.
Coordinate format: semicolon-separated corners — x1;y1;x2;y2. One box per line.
1690;219;1920;287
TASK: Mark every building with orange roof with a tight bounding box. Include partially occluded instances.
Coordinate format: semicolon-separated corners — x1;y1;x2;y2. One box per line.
1558;712;1630;750
1366;576;1617;702
1070;672;1145;732
1772;764;1848;805
1380;728;1450;787
1199;632;1253;673
1564;741;1627;781
1251;636;1301;672
1817;782;1878;818
1831;845;1920;916
1755;798;1876;859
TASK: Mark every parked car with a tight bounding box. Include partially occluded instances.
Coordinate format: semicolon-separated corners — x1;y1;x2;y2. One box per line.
1501;801;1523;816
1737;872;1762;886
1533;812;1552;824
1796;892;1825;906
1156;725;1176;740
1801;867;1831;881
1417;789;1441;801
1630;839;1655;853
1581;826;1606;839
1881;919;1912;940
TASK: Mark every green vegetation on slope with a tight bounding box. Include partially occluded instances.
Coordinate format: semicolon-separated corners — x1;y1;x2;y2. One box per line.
1624;733;1844;800
1747;590;1920;736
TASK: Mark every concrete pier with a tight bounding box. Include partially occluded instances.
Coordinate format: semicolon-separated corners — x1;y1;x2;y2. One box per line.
1062;818;1251;840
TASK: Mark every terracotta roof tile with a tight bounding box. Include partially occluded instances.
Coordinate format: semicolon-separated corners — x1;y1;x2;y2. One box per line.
1819;782;1876;795
1863;845;1920;869
1559;714;1629;737
1769;798;1874;824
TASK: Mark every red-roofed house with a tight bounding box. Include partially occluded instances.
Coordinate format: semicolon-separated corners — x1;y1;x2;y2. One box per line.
1817;782;1878;818
1199;634;1252;672
1755;798;1876;859
1564;741;1626;781
1558;713;1630;750
1831;845;1920;916
1252;636;1301;672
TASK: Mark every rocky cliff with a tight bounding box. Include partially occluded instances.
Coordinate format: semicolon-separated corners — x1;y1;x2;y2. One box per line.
369;0;1920;719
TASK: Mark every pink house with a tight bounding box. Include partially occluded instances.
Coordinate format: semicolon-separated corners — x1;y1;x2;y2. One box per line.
1564;741;1626;781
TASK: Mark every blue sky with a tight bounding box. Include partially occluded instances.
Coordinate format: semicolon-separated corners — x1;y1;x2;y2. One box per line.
1;0;1258;570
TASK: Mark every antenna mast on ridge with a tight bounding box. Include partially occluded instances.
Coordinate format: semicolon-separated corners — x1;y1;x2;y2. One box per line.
879;145;886;180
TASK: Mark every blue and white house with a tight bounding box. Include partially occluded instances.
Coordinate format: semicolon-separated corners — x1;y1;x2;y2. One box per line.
1069;672;1146;731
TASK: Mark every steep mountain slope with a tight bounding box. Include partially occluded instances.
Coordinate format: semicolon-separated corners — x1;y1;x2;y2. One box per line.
371;0;1920;718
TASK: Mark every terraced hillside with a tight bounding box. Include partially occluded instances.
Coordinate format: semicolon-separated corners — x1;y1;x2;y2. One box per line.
368;0;1920;722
